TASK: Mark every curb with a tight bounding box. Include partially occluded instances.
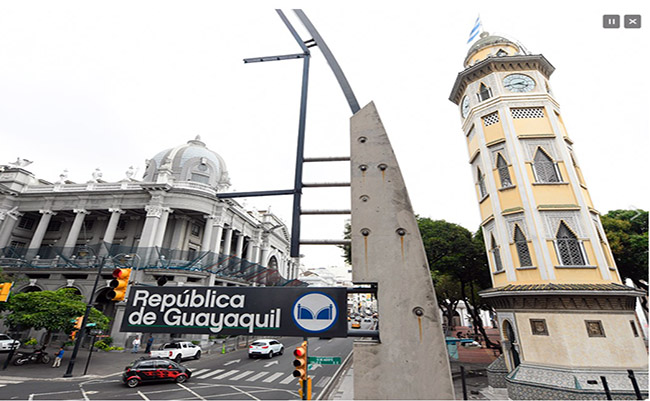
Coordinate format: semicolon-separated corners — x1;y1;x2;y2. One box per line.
317;351;353;401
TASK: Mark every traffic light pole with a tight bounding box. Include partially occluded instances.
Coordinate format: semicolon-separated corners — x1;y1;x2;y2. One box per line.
302;337;308;400
63;257;105;377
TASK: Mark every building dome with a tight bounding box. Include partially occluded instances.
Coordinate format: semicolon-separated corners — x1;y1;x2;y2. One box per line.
464;32;526;68
143;136;231;190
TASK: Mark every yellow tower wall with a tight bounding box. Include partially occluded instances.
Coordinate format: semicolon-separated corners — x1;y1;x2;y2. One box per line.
483;120;505;144
515;312;647;368
512;114;553;135
467;44;519;66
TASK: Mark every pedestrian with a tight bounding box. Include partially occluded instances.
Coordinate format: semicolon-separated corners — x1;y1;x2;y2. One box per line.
132;336;140;353
52;347;64;368
145;336;154;353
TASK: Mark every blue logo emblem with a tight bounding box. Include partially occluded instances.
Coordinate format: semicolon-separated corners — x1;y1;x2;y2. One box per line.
292;292;338;333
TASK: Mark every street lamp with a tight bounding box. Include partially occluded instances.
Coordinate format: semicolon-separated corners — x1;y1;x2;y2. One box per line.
63;245;105;378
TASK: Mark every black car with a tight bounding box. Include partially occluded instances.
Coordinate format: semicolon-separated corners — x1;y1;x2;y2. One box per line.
122;357;192;388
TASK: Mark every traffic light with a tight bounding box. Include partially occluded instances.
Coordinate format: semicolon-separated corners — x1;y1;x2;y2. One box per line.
70;316;83;341
292;341;308;380
107;268;131;301
0;282;12;302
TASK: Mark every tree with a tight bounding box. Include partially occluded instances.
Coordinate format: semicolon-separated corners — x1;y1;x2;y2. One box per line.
2;288;110;347
601;209;648;313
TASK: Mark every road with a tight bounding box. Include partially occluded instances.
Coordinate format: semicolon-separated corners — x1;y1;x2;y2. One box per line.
0;337;353;400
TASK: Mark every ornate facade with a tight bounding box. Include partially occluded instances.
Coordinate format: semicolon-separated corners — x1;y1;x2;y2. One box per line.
450;33;647;399
0;137;299;345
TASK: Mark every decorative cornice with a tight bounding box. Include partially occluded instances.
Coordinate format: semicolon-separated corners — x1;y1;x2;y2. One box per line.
450;54;556;105
537;204;580;211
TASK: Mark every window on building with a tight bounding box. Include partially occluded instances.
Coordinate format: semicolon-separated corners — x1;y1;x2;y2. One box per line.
630;320;639;337
18;216;35;230
585;320;605;337
497;49;508;57
478;83;492;102
490;234;503;272
117;220;126;231
533;148;561;183
46;220;62;232
530;319;548;335
190;223;201;237
496;154;512;188
482;111;500;127
190;173;210;184
556;221;586;266
514;225;533;267
477;167;487;198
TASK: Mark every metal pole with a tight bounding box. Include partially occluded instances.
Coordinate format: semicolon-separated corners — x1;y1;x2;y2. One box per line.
460;366;468;400
63;256;105;377
600;376;612;400
627;370;643;400
303;336;308;400
83;334;97;376
290;53;310;258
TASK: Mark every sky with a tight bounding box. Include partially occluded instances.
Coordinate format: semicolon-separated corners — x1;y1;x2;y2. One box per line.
1;1;648;277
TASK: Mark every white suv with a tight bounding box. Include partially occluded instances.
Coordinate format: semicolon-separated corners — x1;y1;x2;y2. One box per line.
0;334;20;351
248;339;284;359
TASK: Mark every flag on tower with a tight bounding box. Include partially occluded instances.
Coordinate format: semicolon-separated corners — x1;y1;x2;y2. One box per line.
467;16;482;44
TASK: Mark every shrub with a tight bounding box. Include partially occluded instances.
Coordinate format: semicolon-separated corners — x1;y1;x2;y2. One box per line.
25;338;38;346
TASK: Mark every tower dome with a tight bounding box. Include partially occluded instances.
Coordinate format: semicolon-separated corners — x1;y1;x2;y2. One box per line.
143;136;231;190
464;32;527;68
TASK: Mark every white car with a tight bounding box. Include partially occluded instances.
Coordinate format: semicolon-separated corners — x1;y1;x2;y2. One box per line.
248;339;284;359
0;334;20;351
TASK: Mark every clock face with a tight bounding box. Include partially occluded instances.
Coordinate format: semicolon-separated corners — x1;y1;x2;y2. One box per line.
503;74;536;92
461;96;470;118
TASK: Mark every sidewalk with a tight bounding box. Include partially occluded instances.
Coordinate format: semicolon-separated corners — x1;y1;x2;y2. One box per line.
0;348;155;380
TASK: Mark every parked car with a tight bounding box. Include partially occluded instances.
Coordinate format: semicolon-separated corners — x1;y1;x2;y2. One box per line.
0;334;20;352
149;341;201;363
248;339;283;359
122;357;192;388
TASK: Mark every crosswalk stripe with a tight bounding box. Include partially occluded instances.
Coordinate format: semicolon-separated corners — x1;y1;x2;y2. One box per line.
262;372;284;383
192;369;210;376
315;376;330;387
214;370;239;380
196;369;224;379
246;371;269;381
279;374;296;385
230;370;254;380
0;384;6;388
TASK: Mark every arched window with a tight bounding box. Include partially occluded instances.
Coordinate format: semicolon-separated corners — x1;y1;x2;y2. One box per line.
555;221;586;266
533;148;561;183
497;154;512;188
478;83;492;102
497;49;508;57
477;167;487;198
490;234;503;271
514;225;532;267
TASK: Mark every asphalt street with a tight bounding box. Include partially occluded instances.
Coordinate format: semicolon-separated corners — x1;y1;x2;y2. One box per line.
0;336;353;400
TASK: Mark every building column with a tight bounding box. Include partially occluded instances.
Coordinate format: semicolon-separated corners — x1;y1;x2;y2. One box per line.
235;230;245;260
170;215;189;253
210;221;224;254
245;237;255;262
25;210;56;260
251;230;261;264
222;227;233;256
201;215;215;253
259;233;270;267
63;209;90;257
99;208;125;256
152;207;172;249
137;205;162;266
0;209;22;250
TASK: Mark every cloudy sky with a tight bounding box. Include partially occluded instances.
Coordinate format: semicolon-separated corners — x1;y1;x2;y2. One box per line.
1;1;648;275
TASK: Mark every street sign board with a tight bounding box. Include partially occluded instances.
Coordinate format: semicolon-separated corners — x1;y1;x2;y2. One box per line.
120;286;348;338
308;356;341;365
89;329;103;336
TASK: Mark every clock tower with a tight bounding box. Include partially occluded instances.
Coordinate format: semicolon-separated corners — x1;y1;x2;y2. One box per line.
450;32;647;399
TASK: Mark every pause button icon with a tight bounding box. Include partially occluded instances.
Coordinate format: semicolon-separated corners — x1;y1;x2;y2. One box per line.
603;14;620;28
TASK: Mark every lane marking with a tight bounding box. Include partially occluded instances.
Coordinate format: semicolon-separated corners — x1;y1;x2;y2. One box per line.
137;390;150;401
178;382;206;401
229;385;261;401
314;346;321;351
80;387;90;401
279;374;296;384
196;369;224;379
246;371;270;381
262;372;284;383
192;369;210;376
213;370;239;379
230;370;254;380
223;359;240;366
315;376;331;387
